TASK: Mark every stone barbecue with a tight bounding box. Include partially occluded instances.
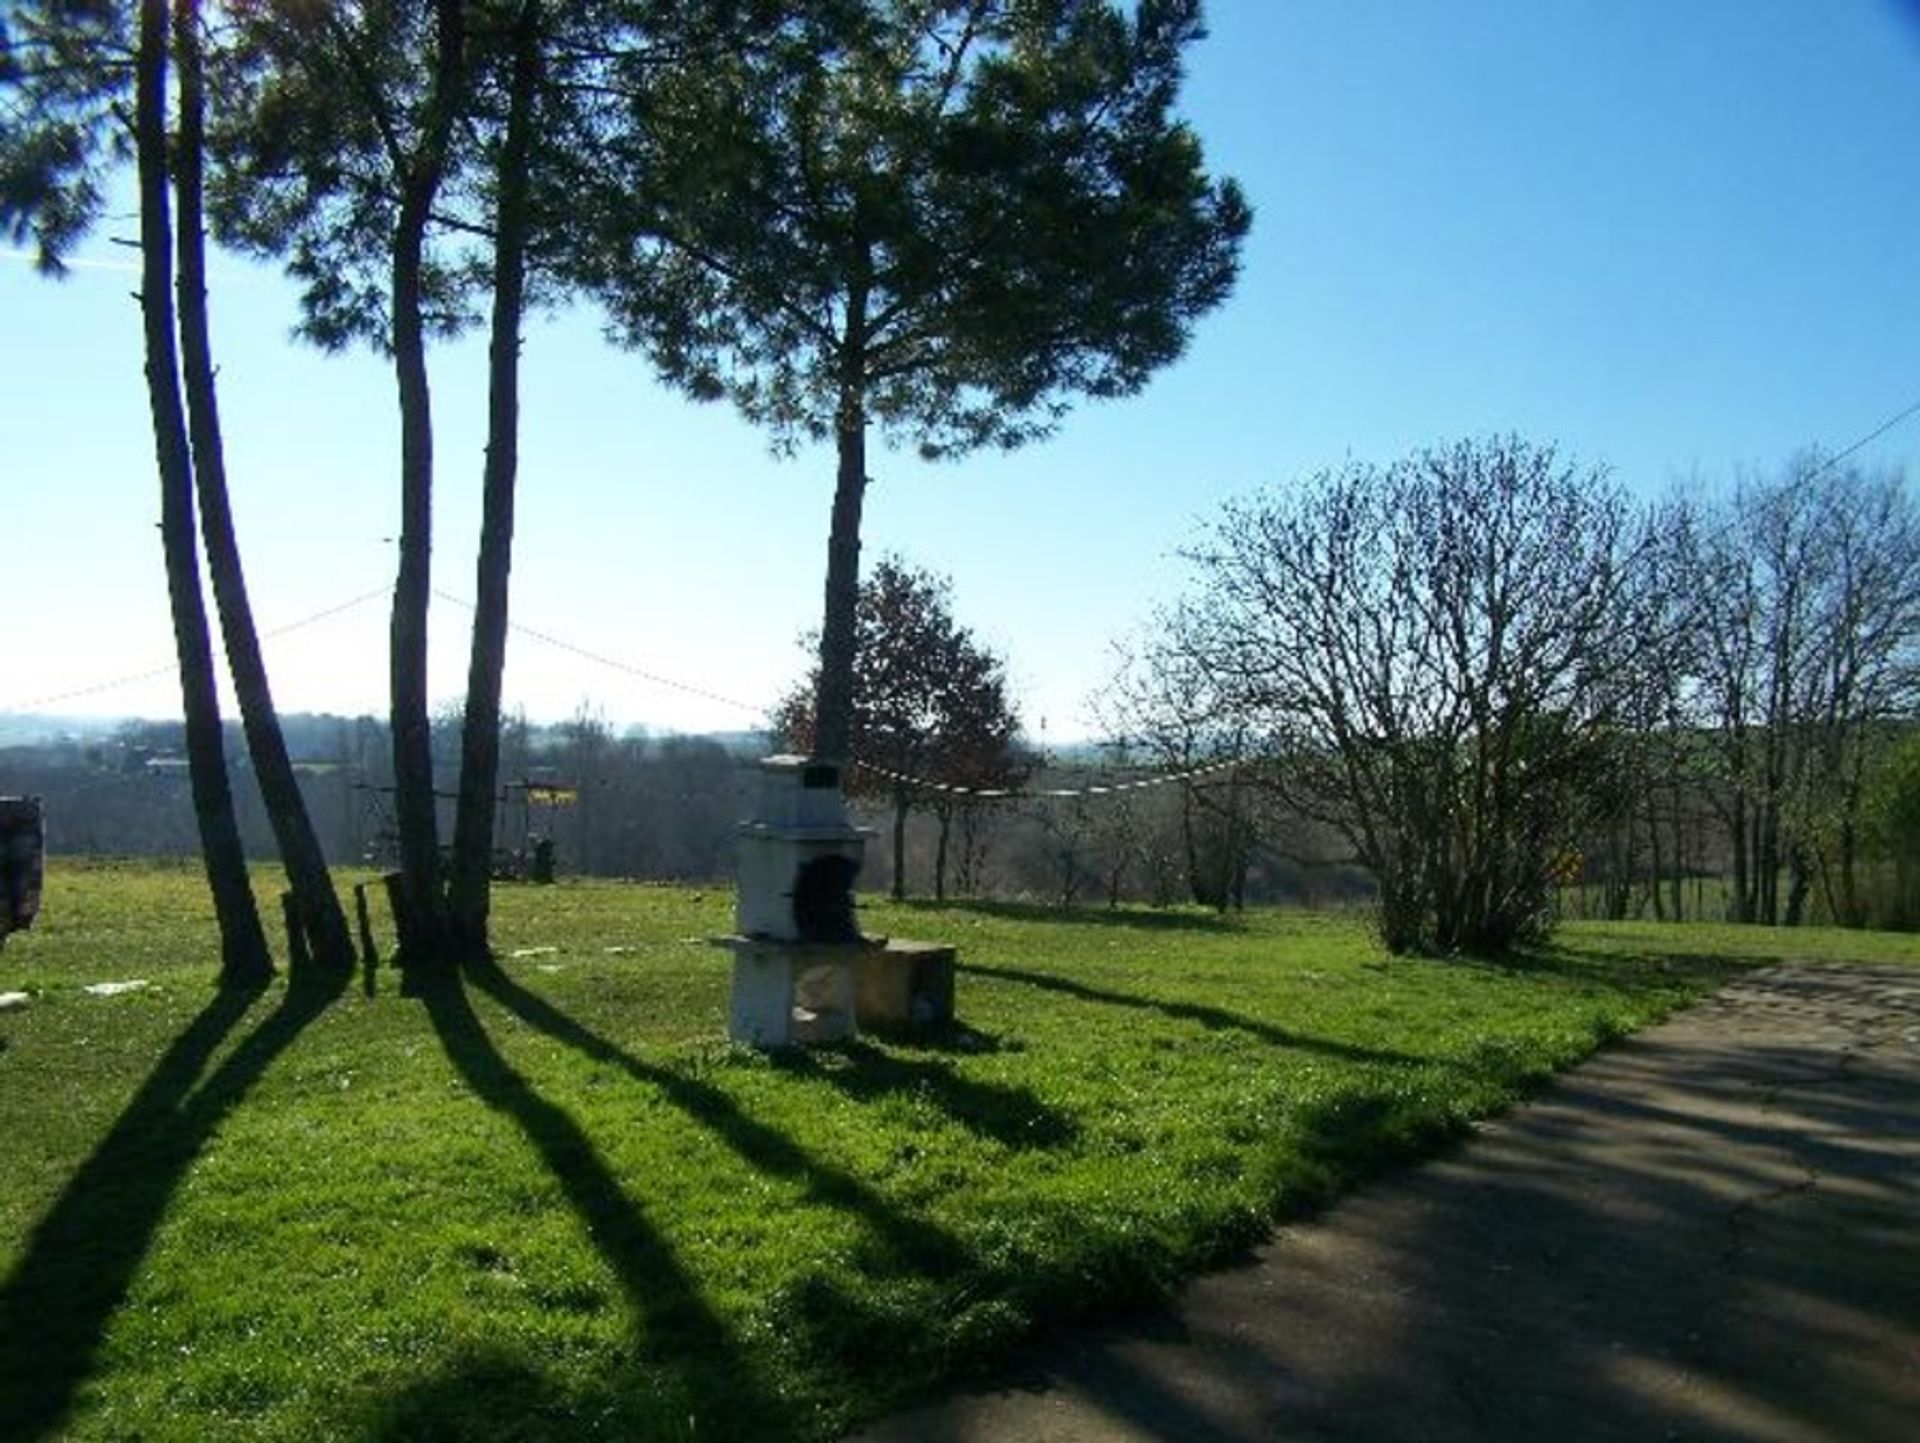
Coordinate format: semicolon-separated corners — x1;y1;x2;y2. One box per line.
734;755;866;944
718;756;870;1046
717;756;955;1047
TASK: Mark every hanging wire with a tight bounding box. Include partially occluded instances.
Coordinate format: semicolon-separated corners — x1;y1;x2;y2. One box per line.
431;588;770;718
1800;394;1920;485
1;584;391;712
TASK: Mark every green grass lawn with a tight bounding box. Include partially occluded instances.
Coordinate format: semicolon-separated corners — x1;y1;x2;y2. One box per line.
2;860;1912;1441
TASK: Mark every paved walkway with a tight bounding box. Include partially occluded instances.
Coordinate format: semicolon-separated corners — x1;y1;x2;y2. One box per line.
849;962;1920;1443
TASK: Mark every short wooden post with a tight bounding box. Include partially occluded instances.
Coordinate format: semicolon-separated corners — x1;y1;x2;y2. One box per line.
280;891;312;971
352;882;380;966
381;870;410;952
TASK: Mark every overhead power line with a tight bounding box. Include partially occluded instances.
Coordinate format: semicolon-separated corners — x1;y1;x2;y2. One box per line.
2;585;390;713
1803;394;1920;484
431;589;770;719
434;592;1243;800
4;659;181;714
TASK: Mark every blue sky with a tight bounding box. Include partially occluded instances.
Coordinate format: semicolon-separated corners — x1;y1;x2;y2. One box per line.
4;0;1919;744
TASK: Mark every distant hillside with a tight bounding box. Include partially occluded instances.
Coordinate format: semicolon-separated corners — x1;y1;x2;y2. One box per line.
0;715;124;749
0;712;770;756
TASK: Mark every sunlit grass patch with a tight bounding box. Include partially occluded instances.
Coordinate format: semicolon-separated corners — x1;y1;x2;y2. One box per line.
2;860;1911;1440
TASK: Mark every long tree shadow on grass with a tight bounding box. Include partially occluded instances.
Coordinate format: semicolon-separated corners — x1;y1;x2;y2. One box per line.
461;962;1010;1413
465;960;970;1281
354;1346;577;1442
0;970;346;1442
1460;942;1752;995
994;965;1920;1443
417;977;789;1439
771;1040;1077;1149
959;961;1430;1068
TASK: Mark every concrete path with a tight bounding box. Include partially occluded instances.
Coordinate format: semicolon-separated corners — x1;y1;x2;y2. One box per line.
849;962;1920;1443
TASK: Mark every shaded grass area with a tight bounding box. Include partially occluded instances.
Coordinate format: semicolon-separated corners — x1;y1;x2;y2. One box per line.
2;860;1909;1440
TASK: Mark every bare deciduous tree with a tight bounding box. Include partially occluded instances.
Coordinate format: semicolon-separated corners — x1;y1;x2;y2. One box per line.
1157;437;1656;953
1682;457;1920;925
1100;637;1262;909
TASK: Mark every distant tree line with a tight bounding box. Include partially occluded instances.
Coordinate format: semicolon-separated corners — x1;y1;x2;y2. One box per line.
0;714;1375;910
0;713;755;883
8;430;1918;951
1108;437;1920;952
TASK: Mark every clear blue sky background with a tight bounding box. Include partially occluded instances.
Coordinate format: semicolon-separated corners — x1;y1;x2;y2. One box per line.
5;0;1919;745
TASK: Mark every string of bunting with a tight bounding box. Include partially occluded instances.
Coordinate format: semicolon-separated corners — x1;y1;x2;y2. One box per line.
851;756;1245;801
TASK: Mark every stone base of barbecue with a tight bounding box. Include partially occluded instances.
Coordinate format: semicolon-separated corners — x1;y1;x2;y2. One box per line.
714;936;960;1047
716;937;864;1048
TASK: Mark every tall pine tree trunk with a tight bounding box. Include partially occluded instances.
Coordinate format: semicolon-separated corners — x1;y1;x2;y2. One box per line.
387;0;467;968
450;0;540;961
814;254;870;766
816;398;868;764
173;0;352;972
137;0;270;985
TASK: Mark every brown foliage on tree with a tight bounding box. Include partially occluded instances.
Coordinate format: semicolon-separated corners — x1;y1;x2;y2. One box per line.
774;558;1027;899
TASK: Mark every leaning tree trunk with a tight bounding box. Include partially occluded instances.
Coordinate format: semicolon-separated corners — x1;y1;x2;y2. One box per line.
387;0;467;969
449;0;540;962
136;0;271;985
173;0;353;972
815;407;868;764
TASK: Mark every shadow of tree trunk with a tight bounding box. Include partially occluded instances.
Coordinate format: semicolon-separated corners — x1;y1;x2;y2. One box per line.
417;974;788;1437
465;960;970;1281
960;960;1432;1066
0;972;344;1440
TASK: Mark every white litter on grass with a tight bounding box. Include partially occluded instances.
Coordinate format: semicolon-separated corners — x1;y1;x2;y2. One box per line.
509;946;558;959
604;945;637;956
84;980;150;997
0;991;30;1011
537;964;564;974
